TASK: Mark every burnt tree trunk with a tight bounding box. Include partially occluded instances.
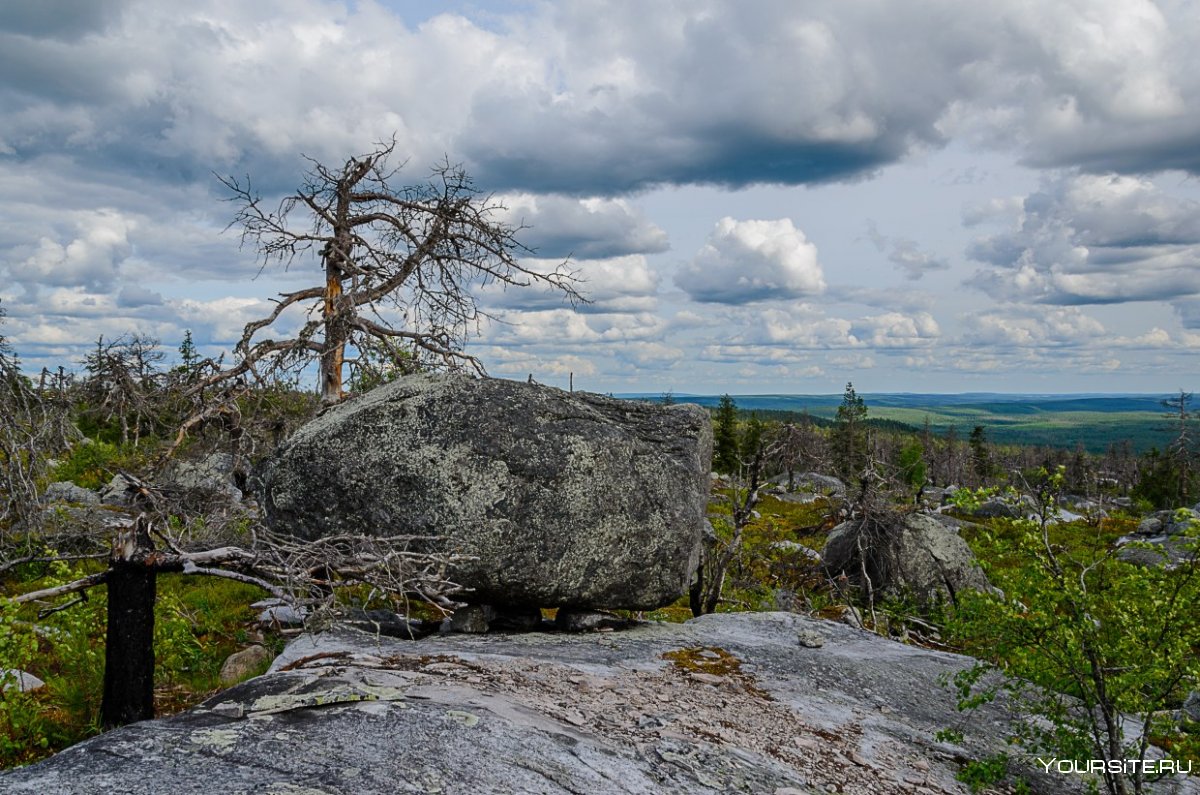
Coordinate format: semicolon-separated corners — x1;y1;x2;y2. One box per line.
101;518;158;729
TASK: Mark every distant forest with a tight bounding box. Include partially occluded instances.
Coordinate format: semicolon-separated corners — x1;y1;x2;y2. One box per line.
626;392;1179;454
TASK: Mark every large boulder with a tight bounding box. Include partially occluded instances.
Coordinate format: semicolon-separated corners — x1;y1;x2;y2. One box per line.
823;512;993;606
256;374;712;610
1183;691;1200;724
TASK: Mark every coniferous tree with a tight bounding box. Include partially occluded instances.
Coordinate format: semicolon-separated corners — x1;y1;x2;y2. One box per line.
897;439;927;499
177;329;200;372
713;394;740;475
832;382;868;480
968;424;993;485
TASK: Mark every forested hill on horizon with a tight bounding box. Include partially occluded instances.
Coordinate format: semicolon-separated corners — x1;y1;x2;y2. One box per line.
617;392;1183;454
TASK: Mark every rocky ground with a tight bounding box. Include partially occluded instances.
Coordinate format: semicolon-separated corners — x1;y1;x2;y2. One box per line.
2;611;1196;795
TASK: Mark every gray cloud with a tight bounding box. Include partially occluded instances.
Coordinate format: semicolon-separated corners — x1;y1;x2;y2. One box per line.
1173;298;1200;330
825;286;936;313
498;195;668;259
0;0;128;42
864;221;950;281
4;1;1200;201
459;1;968;191
966;173;1200;304
116;284;163;308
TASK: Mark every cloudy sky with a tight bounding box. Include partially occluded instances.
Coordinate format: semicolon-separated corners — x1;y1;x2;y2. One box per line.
3;0;1200;395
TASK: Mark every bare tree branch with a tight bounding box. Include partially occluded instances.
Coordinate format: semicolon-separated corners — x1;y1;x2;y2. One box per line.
12;572;109;604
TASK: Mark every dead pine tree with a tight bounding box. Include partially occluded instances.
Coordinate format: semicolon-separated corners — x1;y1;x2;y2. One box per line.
182;139;581;422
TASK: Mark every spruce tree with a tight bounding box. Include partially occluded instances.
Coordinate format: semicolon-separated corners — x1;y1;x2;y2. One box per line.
969;424;992;485
713;394;740;475
832;382;868;480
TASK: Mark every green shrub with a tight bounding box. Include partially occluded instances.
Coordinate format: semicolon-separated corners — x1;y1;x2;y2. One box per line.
944;468;1200;795
50;441;144;490
0;598;49;767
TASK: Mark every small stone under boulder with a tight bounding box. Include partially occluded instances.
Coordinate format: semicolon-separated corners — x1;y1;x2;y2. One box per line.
256;374;713;611
823;511;993;607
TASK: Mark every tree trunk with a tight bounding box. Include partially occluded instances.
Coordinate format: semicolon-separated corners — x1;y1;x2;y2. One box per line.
321;258;344;405
101;521;158;729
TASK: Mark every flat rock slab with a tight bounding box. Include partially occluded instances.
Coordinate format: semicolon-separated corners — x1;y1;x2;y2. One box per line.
3;613;1181;795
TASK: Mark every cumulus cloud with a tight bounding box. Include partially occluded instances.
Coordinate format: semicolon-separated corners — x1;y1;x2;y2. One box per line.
467;1;1200;188
850;312;941;348
967;174;1200;304
570;256;662;313
480;255;659;314
675;217;825;304
174;296;277;344
959;306;1105;348
479;346;600;379
497;195;668;259
483;306;668;350
930;0;1200;176
754;307;939;350
14;209;134;293
756;308;853;348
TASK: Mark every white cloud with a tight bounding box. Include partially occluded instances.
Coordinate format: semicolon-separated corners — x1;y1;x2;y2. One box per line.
960;307;1105;348
485;308;601;345
481;255;659;314
675;217;825;304
758;308;854;348
16;209;134;292
851;312;940;348
174;296;277;344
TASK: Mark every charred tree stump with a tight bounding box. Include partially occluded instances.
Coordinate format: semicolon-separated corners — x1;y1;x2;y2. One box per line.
101;517;158;729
